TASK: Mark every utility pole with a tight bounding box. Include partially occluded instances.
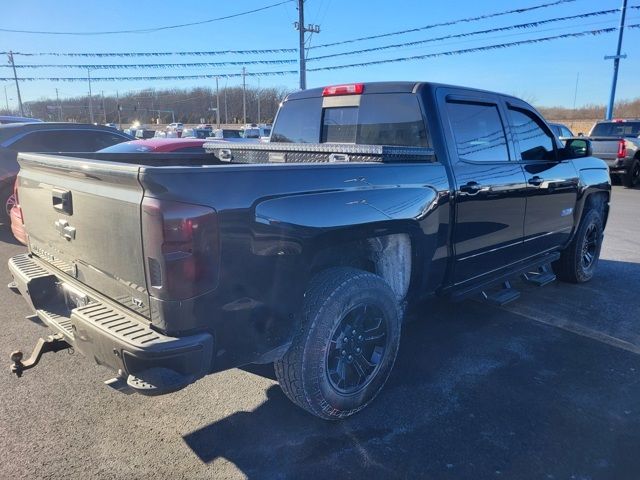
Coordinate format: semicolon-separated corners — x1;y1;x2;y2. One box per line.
294;1;320;90
116;91;122;129
87;68;94;123
256;77;261;124
8;51;24;116
55;88;63;121
297;0;306;90
215;76;221;128
242;67;247;124
605;0;628;120
101;90;107;124
224;84;228;125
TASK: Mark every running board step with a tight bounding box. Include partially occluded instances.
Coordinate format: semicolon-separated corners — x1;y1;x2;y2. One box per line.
481;281;521;306
522;265;556;286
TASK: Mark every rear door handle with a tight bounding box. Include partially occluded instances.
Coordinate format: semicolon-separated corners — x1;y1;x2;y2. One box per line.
528;176;544;186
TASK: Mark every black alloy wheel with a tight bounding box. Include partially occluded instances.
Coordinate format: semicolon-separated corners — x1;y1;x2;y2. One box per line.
326;304;389;395
581;222;599;270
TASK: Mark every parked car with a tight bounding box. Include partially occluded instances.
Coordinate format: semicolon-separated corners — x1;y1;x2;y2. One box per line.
548;122;574;142
197;124;213;130
209;128;259;143
0;116;43;124
167;123;184;137
8;180;25;244
134;128;156;140
98;138;208;153
586;119;640;187
241;124;272;140
7;81;609;420
0;122;133;223
182;128;214;139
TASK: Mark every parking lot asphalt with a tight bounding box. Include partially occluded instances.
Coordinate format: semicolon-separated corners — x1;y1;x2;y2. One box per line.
0;186;639;480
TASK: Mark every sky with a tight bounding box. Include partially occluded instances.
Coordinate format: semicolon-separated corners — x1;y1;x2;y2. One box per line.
0;0;638;109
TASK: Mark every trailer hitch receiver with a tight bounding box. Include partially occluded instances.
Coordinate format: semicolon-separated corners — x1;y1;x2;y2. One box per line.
10;334;72;378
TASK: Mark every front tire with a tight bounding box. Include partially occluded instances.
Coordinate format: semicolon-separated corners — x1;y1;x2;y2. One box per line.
275;267;402;420
552;208;604;283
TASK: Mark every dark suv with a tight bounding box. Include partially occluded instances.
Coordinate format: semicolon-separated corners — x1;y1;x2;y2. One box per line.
0;122;132;221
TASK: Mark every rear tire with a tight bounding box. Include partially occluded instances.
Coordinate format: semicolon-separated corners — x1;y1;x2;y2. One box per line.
275;267;401;420
622;159;640;188
552;208;603;283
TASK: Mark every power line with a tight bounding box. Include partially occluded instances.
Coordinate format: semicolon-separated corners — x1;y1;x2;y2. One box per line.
3;47;298;57
0;71;298;82
7;59;297;69
308;25;640;72
0;0;292;35
309;0;578;49
3;24;638;82
308;8;621;61
8;8;637;72
2;0;581;56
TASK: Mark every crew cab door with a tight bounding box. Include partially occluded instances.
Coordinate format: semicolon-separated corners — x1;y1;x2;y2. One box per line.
504;101;579;254
439;91;528;284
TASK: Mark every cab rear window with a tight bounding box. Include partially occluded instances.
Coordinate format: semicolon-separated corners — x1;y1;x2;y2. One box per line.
272;93;429;147
591;122;640;137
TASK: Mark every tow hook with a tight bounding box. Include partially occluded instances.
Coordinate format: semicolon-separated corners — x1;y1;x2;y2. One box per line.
10;333;72;378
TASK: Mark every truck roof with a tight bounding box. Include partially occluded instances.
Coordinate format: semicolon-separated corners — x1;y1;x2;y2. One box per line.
285;81;518;102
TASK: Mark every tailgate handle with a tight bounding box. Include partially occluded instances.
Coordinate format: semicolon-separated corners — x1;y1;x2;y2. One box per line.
52;189;73;215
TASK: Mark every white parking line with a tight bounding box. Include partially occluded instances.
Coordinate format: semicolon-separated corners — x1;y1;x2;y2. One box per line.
496;303;640;355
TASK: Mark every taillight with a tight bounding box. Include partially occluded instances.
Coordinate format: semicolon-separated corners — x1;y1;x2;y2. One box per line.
617;139;626;159
322;83;364;96
142;197;219;300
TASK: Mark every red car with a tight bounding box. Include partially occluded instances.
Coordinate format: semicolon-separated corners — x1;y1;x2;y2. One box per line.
9;138;209;245
8;180;26;245
96;137;208;153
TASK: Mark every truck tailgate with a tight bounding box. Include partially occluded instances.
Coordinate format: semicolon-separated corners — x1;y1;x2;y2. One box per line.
589;137;620;163
17;153;150;318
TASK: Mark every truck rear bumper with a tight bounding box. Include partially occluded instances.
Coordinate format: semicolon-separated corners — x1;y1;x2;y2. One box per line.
8;253;214;395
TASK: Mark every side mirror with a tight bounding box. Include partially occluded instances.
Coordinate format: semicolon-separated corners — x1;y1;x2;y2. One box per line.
564;138;592;159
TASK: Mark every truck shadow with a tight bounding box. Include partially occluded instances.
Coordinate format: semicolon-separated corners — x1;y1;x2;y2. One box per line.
0;222;22;246
183;262;640;478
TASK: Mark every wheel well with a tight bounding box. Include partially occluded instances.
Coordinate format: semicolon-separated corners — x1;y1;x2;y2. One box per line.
309;233;412;302
584;191;609;221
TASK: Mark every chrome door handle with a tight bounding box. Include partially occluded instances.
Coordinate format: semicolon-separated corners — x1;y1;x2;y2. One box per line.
460;181;485;195
528;176;544;186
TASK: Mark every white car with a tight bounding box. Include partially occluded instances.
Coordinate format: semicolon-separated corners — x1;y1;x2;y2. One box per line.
167;123;184;134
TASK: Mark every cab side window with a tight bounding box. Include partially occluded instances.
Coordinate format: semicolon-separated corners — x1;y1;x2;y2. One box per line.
508;108;556;161
446;101;509;162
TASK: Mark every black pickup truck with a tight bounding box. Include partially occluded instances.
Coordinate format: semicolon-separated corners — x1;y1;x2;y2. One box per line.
7;82;610;420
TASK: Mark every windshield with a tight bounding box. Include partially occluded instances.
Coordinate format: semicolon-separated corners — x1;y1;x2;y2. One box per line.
591;121;640;137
